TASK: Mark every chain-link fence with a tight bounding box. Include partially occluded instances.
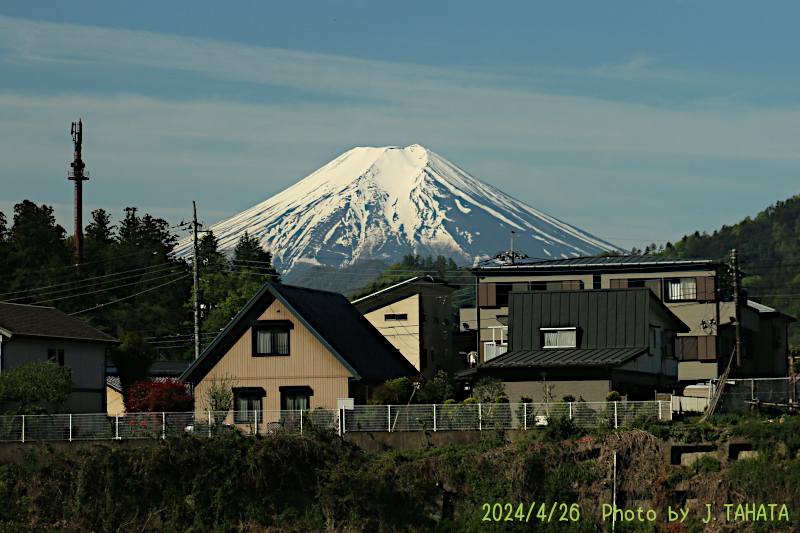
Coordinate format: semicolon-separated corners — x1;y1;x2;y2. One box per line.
717;377;800;411
0;401;671;443
341;401;669;433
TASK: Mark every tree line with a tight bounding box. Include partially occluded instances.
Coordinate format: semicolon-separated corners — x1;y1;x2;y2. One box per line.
0;200;279;360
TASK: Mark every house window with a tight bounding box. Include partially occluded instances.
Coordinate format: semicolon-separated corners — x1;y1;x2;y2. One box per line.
384;313;408;321
280;386;313;410
541;327;577;349
666;278;697;301
48;348;65;366
233;387;265;424
251;320;293;356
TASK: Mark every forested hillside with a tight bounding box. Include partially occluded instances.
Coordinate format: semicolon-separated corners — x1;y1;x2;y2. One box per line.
662;194;800;345
0;201;279;359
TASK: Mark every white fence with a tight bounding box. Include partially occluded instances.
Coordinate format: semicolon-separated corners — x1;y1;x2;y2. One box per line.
0;401;671;443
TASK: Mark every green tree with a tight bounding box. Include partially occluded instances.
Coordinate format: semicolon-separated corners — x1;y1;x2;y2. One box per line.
196;231;281;337
369;377;415;405
0;361;73;414
417;370;454;404
108;333;157;407
6;200;69;273
232;231;281;281
472;377;506;403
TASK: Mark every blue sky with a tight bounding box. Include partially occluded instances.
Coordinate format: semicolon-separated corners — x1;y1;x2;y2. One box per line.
1;1;799;255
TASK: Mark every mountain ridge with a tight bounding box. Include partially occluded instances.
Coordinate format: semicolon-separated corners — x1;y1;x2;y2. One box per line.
175;144;617;276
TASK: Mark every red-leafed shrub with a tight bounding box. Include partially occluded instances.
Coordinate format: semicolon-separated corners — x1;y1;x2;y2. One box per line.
125;379;194;413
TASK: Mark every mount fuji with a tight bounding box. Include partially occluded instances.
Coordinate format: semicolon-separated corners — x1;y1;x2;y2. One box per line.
174;145;617;277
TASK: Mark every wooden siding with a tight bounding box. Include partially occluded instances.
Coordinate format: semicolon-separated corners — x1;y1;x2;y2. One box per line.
509;290;650;351
195;298;353;411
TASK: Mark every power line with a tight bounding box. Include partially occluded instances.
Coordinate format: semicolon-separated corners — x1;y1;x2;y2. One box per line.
69;274;191;315
0;263;180;300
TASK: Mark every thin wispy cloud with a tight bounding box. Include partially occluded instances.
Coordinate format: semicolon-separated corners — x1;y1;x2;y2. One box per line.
1;14;798;248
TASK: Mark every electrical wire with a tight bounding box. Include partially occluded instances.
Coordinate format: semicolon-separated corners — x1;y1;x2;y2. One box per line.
0;263;181;300
69;274;191;315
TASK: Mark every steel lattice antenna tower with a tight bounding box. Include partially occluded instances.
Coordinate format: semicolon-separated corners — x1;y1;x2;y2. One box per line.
69;119;89;265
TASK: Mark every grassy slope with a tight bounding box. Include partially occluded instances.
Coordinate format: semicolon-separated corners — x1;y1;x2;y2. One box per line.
1;413;799;532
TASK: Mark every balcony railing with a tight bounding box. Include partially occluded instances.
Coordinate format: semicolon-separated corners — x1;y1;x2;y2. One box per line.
484;342;508;361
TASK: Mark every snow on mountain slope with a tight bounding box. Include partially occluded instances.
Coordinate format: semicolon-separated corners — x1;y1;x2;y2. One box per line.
174;145;617;275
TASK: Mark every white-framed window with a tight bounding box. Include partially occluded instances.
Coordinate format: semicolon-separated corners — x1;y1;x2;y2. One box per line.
541;327;577;349
666;278;697;301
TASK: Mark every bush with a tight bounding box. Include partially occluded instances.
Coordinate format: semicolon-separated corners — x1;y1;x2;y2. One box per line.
0;360;73;414
369;377;414;405
605;391;621;402
692;454;721;474
126;379;194;413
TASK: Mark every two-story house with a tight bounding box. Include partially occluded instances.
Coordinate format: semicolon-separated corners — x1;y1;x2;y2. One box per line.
466;256;794;387
0;302;118;413
458;288;688;401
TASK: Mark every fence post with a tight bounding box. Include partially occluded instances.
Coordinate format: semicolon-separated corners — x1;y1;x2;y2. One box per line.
433;405;437;432
300;410;303;435
569;402;573;420
162;412;166;439
69;414;73;442
115;413;119;440
659;401;662;421
524;403;527;431
388;405;391;432
614;402;618;429
208;411;212;437
254;410;259;436
479;404;482;431
340;408;344;436
21;415;25;443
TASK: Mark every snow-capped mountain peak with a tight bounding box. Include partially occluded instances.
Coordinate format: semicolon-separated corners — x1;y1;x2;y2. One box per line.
174;144;616;275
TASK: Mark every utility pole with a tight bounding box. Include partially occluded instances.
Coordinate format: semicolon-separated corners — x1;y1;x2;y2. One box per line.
510;231;515;265
731;249;743;369
69;120;89;266
193;201;202;360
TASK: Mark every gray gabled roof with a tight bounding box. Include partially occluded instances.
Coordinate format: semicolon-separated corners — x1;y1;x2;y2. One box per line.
0;302;117;343
479;347;648;368
181;283;416;383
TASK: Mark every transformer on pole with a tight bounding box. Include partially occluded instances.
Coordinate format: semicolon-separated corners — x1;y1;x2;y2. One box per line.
69;120;89;265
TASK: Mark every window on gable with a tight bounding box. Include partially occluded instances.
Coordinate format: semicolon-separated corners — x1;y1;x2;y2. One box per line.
541;327;577;349
666;278;697;301
251;320;293;356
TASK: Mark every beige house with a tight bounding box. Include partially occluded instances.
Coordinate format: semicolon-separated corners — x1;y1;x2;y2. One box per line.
468;256;795;387
352;276;460;380
0;302;117;413
181;283;416;412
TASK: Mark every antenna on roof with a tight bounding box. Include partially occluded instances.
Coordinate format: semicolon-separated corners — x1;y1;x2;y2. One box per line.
493;230;528;265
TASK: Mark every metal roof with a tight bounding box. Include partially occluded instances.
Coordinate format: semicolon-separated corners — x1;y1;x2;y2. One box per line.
478;347;649;368
474;255;719;272
350;276;457;306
